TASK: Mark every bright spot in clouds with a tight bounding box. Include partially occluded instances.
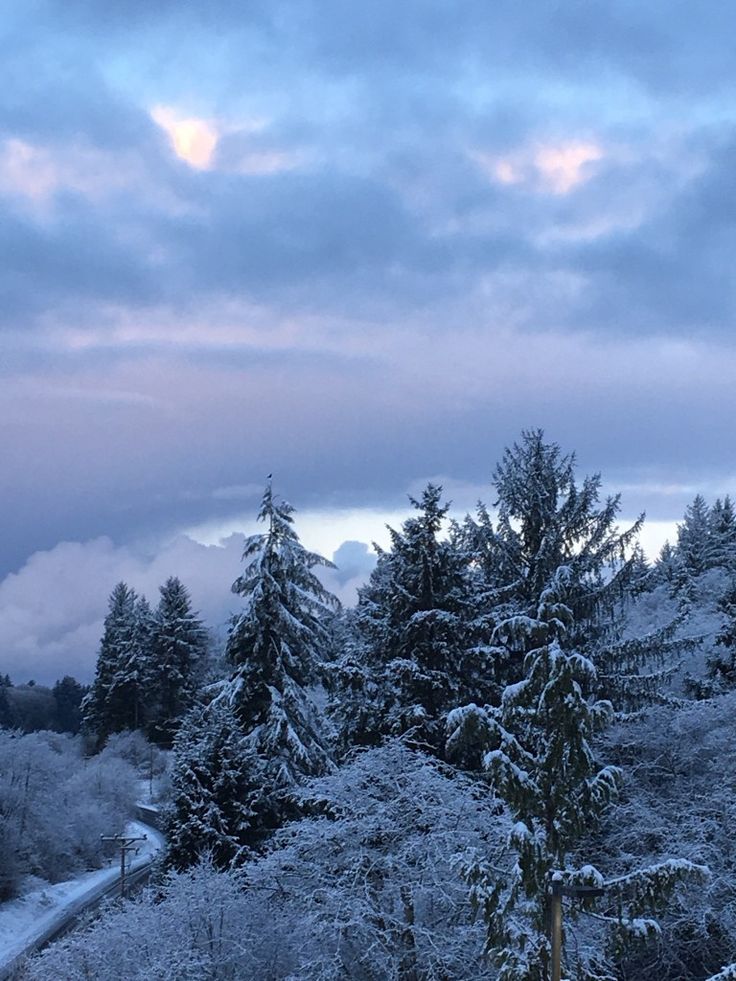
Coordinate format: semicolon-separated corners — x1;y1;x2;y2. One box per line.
0;139;58;201
534;141;604;194
474;140;604;195
151;105;219;169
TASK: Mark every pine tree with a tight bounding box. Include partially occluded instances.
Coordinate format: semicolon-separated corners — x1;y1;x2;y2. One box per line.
332;484;488;754
82;582;139;743
491;431;643;654
215;483;339;830
147;577;207;746
699;579;736;692
654;541;680;588
677;494;712;578
447;570;706;980
51;676;87;734
128;594;154;730
165;701;258;870
709;497;736;570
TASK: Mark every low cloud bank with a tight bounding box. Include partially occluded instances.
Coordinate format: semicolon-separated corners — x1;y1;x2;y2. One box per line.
0;534;376;686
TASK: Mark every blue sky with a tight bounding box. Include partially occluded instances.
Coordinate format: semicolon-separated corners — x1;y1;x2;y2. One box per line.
3;1;736;680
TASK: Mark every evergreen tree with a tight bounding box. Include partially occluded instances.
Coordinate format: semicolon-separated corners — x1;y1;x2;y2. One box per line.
654;541;680;587
676;494;712;578
491;431;643;649
165;701;257;870
0;682;12;729
128;594;154;730
215;483;339;830
698;579;736;693
447;570;705;980
51;676;87;734
147;577;207;746
82;582;139;743
709;496;736;569
332;484;489;754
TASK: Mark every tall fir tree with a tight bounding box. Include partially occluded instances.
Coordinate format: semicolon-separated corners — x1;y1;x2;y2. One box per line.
51;676;87;734
165;701;257;870
709;496;736;569
215;482;339;832
147;577;207;746
447;568;705;980
491;430;643;650
698;578;736;693
82;582;139;743
654;540;681;588
332;484;489;754
676;494;712;578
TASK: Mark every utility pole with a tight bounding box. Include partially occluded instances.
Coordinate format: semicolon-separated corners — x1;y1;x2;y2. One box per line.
547;872;605;981
100;833;147;898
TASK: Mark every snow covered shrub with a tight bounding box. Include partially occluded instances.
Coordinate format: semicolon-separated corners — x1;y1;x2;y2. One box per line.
101;728;167;777
26;859;250;981
29;742;505;980
0;729;137;888
601;694;736;979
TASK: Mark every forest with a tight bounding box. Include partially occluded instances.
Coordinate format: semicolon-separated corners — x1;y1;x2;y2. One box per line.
5;429;736;980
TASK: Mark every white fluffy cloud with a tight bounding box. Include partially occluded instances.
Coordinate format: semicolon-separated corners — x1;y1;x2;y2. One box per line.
0;533;376;686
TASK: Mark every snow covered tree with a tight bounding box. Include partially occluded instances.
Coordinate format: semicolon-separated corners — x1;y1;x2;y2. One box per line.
446;568;619;978
165;701;258;870
654;540;681;587
491;430;643;655
82;583;139;743
214;483;339;833
446;570;706;980
82;583;156;744
677;494;713;578
332;484;489;754
146;577;207;746
483;431;685;712
710;496;736;569
696;578;736;694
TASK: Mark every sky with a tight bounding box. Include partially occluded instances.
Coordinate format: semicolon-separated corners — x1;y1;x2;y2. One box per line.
3;1;736;683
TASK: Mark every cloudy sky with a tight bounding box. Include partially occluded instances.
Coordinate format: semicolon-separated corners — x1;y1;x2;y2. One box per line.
3;1;736;682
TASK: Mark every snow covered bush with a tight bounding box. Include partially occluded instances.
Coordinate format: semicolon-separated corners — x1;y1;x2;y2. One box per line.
601;693;736;979
100;729;167;778
29;741;505;979
0;729;137;895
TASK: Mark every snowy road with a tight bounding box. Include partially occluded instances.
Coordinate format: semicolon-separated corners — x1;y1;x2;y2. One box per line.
0;813;164;979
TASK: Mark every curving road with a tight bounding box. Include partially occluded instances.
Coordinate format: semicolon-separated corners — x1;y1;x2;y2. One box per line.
0;806;165;980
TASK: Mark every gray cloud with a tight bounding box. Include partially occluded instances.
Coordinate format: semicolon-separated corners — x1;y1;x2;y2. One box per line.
2;1;736;581
0;531;378;685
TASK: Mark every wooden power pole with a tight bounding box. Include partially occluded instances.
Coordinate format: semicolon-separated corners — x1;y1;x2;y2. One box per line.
548;872;606;981
100;833;147;898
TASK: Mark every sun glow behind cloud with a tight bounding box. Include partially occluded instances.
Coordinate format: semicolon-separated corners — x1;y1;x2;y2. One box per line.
473;139;604;195
151;105;219;169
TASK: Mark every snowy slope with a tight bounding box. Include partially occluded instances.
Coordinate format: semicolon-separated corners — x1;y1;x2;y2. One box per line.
0;819;164;978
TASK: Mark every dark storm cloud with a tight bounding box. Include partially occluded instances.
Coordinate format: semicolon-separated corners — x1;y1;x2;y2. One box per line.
3;0;736;338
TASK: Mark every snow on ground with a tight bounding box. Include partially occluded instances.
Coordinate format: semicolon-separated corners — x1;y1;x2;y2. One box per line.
0;820;164;975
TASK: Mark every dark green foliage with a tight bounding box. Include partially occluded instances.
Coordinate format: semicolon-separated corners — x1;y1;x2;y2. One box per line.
332;484;489;754
51;676;87;734
146;577;207;747
165;701;259;870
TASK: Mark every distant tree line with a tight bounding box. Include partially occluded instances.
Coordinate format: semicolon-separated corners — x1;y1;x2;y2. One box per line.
82;576;208;748
0;674;87;735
